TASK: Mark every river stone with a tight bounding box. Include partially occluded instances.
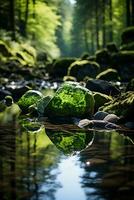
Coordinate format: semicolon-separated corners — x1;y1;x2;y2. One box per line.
104;114;119;123
78;119;120;129
18;90;43;113
45;82;95;118
94;111;109;120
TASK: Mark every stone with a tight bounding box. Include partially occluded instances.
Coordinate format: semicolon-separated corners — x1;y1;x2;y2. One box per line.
68;60;100;81
94;111;109;120
96;68;120;81
18;90;43;113
104;114;119;123
99;91;134;123
86;79;120;96
121;26;134;45
93;92;112;111
45;82;95;118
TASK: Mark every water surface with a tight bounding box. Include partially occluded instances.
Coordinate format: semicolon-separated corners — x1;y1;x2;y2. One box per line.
0;122;134;200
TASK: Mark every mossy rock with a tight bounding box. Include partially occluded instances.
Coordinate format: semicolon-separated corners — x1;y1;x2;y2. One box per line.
99;91;134;121
96;68;120;81
121;26;134;44
68;60;100;81
18;90;43;113
111;51;134;81
49;57;77;78
63;75;77;82
45;82;95;118
0;40;12;57
95;49;111;65
86;79;120;96
16;51;35;65
106;43;118;53
93;92;112;111
120;42;134;51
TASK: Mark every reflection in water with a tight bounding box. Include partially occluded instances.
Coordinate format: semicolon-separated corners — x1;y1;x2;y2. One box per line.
0;121;134;200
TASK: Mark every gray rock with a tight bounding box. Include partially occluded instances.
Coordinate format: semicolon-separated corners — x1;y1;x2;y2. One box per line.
94;111;109;120
104;114;119;123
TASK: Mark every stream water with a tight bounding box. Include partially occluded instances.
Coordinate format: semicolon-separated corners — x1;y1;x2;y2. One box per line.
0;120;134;200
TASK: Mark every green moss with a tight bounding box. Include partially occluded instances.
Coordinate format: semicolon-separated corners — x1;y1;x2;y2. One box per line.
99;92;134;119
0;40;12;57
96;68;120;81
18;90;43;113
45;82;95;117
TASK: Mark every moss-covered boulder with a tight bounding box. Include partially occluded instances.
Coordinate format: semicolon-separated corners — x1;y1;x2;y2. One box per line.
86;79;120;96
48;57;77;78
18;90;43;113
45;82;95;118
121;26;134;44
111;51;134;81
95;49;111;66
120;42;134;51
99;92;134;122
96;68;120;81
106;43;118;53
68;60;100;81
93;92;112;111
0;40;12;57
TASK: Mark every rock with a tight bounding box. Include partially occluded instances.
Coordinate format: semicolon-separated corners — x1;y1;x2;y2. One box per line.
121;26;134;45
120;42;134;51
18;90;43;113
0;89;12;101
125;122;134;129
106;43;118;53
100;91;134;123
96;68;120;81
104;114;119;123
78;119;120;129
93;92;112;111
48;57;76;78
63;75;77;82
94;111;109;120
86;79;120;96
4;96;13;106
36;95;52;116
111;51;134;81
45;82;95;118
68;60;100;81
95;49;111;66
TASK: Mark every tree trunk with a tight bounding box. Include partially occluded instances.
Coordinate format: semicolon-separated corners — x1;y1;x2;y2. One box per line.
102;0;106;47
83;22;89;52
24;0;29;36
9;0;15;40
109;0;113;41
126;0;131;26
131;0;134;25
95;0;100;49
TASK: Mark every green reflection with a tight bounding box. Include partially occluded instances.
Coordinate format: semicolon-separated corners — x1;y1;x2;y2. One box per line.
46;130;94;155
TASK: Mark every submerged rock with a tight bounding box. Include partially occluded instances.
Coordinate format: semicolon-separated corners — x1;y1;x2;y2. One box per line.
45;82;95;118
18;90;43;113
104;114;119;123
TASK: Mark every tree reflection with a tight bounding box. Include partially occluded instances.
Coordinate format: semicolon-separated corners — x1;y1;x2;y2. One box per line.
0;123;61;200
79;131;134;200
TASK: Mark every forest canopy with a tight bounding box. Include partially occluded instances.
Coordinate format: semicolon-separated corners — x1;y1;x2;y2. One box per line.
0;0;133;58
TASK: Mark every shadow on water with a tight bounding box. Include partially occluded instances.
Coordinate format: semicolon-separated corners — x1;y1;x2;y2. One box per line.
0;120;134;200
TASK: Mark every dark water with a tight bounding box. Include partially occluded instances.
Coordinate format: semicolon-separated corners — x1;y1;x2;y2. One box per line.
0;121;134;200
